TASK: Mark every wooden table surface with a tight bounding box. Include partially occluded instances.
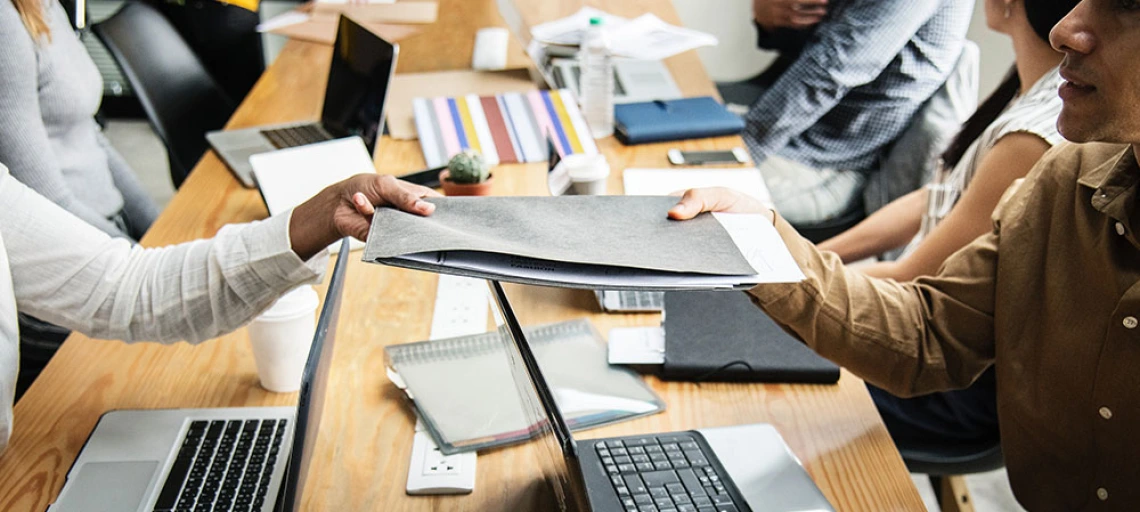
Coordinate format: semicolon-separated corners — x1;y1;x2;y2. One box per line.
0;1;924;510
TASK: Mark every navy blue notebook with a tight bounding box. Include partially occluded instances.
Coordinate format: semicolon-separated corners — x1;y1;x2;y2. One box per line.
614;96;745;145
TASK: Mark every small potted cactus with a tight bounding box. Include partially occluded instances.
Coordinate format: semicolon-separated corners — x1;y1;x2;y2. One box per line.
439;150;493;196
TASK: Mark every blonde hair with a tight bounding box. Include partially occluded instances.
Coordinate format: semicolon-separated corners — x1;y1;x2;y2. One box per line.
12;0;51;41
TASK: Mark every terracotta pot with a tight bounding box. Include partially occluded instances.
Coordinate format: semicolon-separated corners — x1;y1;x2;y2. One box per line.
439;170;494;196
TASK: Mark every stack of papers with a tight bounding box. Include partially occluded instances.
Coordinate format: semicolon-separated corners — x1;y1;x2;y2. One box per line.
529;7;717;61
363;196;804;289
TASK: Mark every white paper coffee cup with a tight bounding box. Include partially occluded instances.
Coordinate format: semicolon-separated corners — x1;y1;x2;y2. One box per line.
248;285;319;393
472;27;510;71
563;154;610;195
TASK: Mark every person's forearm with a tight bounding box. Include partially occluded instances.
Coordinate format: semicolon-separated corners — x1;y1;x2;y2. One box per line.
818;188;926;262
747;213;997;397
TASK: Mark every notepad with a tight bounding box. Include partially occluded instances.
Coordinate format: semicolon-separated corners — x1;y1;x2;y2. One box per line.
385;319;664;454
413;89;598;168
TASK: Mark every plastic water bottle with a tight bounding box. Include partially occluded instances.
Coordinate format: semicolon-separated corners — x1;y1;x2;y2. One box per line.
579;17;614;139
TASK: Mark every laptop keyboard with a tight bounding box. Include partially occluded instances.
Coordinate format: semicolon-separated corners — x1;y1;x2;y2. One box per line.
261;125;333;149
152;418;288;512
617;291;665;311
595;434;742;512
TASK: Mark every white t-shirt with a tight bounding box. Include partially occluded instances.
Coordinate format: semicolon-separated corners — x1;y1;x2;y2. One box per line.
902;67;1066;257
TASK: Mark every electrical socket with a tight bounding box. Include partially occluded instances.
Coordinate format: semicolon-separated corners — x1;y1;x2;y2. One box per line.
406;429;477;495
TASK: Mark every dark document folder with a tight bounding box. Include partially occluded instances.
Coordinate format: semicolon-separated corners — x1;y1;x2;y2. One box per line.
661;291;840;384
614;96;745;145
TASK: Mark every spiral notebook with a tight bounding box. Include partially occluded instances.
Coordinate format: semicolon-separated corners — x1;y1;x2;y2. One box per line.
385;319;664;454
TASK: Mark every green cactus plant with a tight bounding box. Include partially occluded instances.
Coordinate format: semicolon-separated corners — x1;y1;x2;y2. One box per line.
446;150;490;184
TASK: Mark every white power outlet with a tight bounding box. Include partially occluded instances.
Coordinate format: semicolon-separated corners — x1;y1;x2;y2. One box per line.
406;428;476;495
404;276;485;495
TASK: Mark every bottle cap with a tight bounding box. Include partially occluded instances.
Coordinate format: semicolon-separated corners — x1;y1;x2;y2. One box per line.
589;17;603;26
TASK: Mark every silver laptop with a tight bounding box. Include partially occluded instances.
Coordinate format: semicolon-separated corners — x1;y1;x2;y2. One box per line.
551;57;682;105
207;15;398;188
487;281;835;512
49;239;352;512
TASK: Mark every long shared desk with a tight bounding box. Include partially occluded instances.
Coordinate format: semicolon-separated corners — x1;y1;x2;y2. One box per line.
0;1;925;509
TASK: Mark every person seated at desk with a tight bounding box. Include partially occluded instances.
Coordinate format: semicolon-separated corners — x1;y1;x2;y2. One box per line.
0;169;437;453
3;0;166;389
819;0;1070;283
666;0;1140;507
810;0;1073;454
740;0;973;225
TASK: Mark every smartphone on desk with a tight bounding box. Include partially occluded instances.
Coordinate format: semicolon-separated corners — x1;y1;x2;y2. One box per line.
667;148;749;166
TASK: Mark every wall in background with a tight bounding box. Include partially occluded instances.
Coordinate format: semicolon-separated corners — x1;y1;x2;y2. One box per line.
671;1;1015;101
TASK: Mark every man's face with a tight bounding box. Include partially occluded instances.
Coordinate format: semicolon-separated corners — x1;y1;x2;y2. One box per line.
1050;0;1140;144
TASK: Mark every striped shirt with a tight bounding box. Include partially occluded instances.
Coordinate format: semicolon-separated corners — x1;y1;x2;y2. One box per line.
903;67;1065;257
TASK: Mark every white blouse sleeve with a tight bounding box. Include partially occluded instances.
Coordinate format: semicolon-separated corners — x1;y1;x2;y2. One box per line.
0;165;328;344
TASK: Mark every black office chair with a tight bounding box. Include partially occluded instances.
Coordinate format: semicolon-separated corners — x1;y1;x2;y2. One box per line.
93;2;237;188
899;439;1004;512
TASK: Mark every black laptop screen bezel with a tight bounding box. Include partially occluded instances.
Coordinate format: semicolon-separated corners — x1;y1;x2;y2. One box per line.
276;238;351;512
321;16;398;155
487;281;590;511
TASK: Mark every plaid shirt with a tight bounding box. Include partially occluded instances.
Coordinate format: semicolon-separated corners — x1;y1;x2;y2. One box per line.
744;0;973;172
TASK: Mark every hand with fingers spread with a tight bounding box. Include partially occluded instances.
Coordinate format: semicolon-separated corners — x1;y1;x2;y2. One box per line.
666;187;775;222
752;0;828;32
289;174;442;260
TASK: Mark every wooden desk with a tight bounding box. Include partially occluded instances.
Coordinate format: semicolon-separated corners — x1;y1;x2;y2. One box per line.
0;1;924;510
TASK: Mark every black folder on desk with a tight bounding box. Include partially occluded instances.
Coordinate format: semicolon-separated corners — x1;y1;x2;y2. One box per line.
661;291;840;384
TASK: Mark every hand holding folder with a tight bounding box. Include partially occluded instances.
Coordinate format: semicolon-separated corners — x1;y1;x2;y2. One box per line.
362;196;804;290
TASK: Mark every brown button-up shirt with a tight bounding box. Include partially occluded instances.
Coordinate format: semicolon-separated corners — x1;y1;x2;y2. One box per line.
748;142;1140;510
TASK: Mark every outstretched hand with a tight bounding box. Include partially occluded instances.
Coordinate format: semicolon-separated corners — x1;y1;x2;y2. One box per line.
667;187;775;221
290;174;441;260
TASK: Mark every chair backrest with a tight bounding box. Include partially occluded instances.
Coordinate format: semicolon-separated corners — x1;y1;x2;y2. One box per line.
862;41;981;217
93;2;237;188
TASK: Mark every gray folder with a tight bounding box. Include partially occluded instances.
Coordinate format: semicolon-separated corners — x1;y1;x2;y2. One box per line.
363;196;779;290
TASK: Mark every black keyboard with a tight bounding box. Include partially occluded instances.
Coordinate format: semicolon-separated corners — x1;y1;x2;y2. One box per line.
152;418;289;512
261;125;333;149
594;434;743;512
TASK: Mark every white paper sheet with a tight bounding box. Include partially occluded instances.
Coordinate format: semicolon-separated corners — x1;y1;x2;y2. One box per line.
607;327;666;365
606;14;718;61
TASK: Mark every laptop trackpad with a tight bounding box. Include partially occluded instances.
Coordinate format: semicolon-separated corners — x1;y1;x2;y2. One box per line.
53;461;158;511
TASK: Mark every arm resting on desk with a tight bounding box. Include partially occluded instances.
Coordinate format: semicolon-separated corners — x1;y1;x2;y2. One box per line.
1;166;327;344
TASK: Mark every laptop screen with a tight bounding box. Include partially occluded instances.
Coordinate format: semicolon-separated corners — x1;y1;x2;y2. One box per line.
277;239;351;511
321;16;398;155
486;281;590;512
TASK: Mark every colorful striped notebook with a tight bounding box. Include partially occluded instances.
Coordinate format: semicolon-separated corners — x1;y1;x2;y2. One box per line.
413;89;599;168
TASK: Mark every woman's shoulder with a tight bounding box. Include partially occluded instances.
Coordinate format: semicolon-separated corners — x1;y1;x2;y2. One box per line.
988;69;1065;146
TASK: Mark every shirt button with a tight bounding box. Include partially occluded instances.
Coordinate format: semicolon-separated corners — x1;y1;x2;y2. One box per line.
1115;222;1126;235
1125;317;1138;329
1100;407;1113;420
1097;487;1109;501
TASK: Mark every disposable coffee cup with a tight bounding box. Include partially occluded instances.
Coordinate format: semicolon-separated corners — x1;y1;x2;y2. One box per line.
563;154;610;195
248;285;319;393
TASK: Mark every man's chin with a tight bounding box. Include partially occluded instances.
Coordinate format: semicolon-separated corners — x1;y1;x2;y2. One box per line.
1057;117;1098;144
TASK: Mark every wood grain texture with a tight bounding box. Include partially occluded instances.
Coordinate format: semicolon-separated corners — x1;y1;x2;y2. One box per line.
0;1;924;510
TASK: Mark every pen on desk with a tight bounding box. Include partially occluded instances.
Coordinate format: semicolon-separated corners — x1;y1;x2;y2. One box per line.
397;165;447;188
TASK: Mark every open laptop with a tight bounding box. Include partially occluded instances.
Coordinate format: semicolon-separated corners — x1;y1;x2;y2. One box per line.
487;281;835;512
49;239;352;512
207;16;398;188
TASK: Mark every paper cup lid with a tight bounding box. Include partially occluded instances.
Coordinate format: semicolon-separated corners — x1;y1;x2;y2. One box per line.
563;154;610;181
259;285;319;321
